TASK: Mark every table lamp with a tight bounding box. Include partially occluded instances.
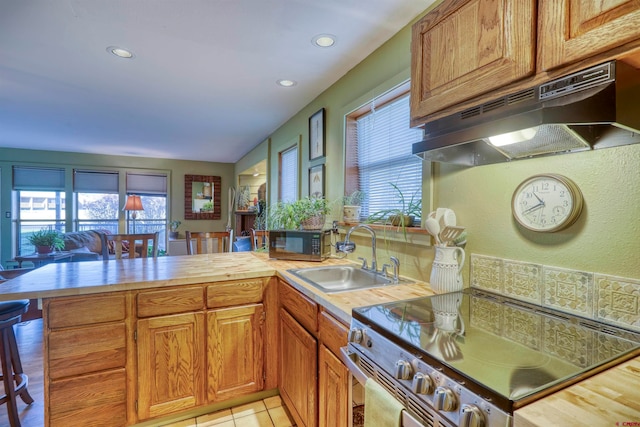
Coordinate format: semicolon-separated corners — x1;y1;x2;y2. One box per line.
123;195;144;233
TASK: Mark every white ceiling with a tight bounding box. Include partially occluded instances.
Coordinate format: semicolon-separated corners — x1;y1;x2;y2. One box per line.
0;0;434;163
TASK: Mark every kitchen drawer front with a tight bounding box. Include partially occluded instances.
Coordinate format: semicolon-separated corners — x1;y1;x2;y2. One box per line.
47;293;126;329
207;278;264;308
49;368;127;427
48;323;126;380
137;286;204;317
318;309;348;358
279;280;318;333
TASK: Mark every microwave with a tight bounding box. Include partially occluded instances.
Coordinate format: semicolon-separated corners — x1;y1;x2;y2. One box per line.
269;229;331;262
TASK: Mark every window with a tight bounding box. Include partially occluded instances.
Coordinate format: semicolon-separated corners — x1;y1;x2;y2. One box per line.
279;144;298;202
126;173;168;251
74;170;120;234
13;167;66;255
345;86;423;221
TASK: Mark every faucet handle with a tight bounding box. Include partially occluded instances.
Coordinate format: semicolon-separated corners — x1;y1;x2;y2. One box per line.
357;257;368;269
390;257;400;282
381;264;391;278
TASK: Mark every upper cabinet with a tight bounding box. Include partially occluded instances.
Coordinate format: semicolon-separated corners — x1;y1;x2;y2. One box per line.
411;0;640;126
410;0;536;125
538;0;640;71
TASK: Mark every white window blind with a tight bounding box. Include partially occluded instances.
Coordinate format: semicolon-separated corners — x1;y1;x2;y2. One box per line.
13;166;65;190
280;145;298;202
74;170;119;193
357;94;423;218
126;172;168;195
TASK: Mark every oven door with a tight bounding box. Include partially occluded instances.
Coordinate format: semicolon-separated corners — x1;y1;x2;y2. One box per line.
340;347;451;427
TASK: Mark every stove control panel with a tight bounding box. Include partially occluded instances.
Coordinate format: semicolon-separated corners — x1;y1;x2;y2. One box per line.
348;319;510;427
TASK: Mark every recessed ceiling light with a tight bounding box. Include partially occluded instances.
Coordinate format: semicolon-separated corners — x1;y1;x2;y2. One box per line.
277;79;297;87
107;46;134;59
312;34;336;48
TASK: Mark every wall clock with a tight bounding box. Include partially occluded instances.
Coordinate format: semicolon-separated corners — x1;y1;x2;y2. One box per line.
512;174;583;232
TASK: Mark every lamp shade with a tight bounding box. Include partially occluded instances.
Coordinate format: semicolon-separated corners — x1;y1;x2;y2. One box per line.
123;195;144;211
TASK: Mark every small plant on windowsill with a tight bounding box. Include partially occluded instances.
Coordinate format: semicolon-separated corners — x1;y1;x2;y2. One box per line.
169;220;182;239
342;190;365;225
28;229;65;254
366;183;421;239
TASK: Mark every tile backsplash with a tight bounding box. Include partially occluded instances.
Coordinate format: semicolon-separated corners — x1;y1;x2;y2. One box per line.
470;254;640;333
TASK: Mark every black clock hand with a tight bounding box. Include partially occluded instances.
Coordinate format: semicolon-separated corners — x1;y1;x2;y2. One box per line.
533;192;544;204
522;202;545;215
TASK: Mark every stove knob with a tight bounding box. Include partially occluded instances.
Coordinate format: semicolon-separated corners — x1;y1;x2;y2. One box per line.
460;404;485;427
411;372;434;394
394;360;413;380
434;386;457;412
348;328;363;344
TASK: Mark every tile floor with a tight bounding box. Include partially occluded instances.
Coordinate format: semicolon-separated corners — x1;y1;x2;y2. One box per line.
162;396;297;427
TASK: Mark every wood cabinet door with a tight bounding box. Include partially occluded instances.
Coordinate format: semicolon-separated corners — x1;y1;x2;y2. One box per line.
318;345;349;427
137;312;205;420
538;0;640;71
410;0;535;124
207;304;265;401
279;308;318;427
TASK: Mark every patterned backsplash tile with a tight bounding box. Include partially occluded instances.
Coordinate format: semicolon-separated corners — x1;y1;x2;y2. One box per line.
470;254;640;332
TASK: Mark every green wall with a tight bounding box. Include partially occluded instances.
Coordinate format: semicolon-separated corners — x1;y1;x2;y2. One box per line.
1;148;235;265
237;15;640;282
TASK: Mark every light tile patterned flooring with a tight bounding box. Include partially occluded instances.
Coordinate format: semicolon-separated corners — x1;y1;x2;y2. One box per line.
162;396;297;427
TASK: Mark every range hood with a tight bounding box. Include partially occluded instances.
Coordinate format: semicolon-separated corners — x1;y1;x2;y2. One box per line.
412;60;640;166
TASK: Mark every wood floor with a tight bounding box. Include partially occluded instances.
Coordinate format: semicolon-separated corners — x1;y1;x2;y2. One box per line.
0;320;295;427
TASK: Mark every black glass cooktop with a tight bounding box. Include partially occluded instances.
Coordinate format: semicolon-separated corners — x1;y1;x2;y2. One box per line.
353;288;640;404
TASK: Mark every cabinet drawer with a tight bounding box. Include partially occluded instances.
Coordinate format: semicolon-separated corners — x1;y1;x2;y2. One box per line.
319;310;348;358
48;323;126;380
207;279;264;308
137;286;204;317
279;280;318;333
47;294;126;329
49;368;127;427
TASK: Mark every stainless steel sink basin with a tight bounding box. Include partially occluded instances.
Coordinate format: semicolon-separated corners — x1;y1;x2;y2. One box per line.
287;265;410;294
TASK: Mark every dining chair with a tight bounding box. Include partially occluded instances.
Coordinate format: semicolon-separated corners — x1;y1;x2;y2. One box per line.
250;229;268;251
100;232;159;260
185;230;234;254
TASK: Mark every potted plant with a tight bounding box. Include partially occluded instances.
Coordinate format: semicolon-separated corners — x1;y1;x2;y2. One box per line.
28;229;65;254
267;197;331;230
367;183;422;235
169;220;182;239
342;190;365;224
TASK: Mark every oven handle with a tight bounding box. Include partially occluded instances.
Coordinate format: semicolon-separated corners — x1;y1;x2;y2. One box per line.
339;347;426;427
339;346;369;385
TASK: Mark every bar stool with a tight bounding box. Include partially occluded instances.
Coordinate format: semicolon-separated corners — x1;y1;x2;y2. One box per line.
0;300;34;427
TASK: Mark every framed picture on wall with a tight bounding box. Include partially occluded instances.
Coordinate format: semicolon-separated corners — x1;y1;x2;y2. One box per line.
309;108;325;160
309;164;325;198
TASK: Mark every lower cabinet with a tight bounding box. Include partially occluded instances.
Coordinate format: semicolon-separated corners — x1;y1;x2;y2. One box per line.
136;312;206;419
44;293;129;427
208;304;265;401
278;279;350;427
279;308;318;427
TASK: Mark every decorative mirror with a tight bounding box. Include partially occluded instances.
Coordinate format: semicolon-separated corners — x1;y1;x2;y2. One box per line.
185;175;221;220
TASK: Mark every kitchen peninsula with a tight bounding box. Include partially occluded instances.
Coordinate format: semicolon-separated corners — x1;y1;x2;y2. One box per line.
0;252;433;426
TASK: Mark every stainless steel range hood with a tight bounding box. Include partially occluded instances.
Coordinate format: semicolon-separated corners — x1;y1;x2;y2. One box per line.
412;61;640;166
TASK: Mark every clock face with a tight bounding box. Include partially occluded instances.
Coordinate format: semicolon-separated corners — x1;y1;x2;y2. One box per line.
512;174;583;232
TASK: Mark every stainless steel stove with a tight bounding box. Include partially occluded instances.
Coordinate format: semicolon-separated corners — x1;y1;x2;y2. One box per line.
342;288;640;427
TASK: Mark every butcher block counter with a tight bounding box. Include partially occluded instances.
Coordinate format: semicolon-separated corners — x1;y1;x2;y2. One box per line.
1;252;639;427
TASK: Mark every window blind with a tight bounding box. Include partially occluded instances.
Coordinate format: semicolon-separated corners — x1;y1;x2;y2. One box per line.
126;173;168;195
280;145;298;202
73;170;119;193
356;95;423;218
13;166;65;191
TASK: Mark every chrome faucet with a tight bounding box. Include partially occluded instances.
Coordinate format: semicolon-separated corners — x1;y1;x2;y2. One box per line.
337;224;378;272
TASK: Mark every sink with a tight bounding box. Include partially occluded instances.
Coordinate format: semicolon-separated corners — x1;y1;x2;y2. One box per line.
287;265;410;294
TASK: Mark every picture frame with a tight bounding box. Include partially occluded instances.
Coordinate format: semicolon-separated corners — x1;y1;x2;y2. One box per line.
309;164;325;198
309;108;325;160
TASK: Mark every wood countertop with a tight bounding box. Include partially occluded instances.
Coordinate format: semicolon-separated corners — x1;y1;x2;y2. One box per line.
2;251;638;425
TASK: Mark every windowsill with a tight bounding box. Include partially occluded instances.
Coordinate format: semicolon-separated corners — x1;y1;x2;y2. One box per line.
337;222;432;245
338;222;428;235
